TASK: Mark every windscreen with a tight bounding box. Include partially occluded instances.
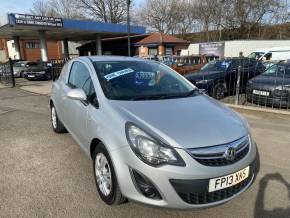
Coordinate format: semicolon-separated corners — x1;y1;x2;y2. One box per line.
93;61;196;100
201;60;232;71
263;64;290;77
248;52;265;60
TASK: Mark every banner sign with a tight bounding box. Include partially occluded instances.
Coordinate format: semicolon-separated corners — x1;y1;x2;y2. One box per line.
199;42;225;58
8;13;63;28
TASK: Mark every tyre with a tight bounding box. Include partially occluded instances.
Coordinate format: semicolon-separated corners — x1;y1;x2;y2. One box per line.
93;143;127;205
46;72;52;80
50;104;67;133
212;82;226;100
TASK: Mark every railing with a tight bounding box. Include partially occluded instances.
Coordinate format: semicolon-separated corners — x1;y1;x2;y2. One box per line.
0;58;15;87
51;58;70;81
185;58;290;111
50;56;290;112
142;55;219;65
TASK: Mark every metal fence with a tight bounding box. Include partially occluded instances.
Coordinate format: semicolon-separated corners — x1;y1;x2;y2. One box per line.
0;58;15;87
51;58;70;81
185;58;290;111
50;56;290;111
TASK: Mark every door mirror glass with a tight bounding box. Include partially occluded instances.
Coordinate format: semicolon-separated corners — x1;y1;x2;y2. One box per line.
67;88;87;101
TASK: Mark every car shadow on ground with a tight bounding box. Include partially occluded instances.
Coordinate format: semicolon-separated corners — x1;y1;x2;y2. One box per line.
254;173;290;218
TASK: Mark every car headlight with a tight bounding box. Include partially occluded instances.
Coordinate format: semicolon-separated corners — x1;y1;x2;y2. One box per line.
275;85;290;90
125;123;185;167
37;71;46;74
274;85;290;97
196;79;213;84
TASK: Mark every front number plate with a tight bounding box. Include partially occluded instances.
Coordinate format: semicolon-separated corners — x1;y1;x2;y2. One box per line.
253;90;269;96
208;166;250;192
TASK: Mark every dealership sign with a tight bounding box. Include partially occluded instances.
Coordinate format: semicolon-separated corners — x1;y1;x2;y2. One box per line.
199;42;225;58
8;13;63;28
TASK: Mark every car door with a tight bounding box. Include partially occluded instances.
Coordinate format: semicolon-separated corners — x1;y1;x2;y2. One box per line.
75;72;99;149
62;61;96;148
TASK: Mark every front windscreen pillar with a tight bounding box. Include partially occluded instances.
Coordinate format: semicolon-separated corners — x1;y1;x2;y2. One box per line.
39;30;48;62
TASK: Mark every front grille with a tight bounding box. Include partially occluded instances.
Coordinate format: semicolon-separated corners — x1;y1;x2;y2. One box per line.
188;136;250;167
175;175;252;205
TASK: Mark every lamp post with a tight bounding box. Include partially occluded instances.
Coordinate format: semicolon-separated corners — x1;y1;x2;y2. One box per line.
127;0;131;57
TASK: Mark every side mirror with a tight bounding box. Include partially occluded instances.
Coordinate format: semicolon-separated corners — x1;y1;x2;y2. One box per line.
67;88;87;101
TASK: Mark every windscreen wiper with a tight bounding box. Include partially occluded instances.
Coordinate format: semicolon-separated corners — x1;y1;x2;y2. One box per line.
131;89;197;101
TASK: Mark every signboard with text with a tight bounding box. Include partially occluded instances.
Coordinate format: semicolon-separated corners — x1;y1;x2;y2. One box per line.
199;42;225;58
8;13;63;28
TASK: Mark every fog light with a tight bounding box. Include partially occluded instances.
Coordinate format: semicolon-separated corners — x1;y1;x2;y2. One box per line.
131;169;162;200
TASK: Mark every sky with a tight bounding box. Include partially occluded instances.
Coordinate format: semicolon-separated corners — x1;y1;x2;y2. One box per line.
0;0;32;22
0;0;144;25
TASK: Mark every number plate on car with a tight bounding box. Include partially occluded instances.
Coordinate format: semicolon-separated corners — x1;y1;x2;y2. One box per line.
253;90;269;96
28;75;35;78
208;166;249;192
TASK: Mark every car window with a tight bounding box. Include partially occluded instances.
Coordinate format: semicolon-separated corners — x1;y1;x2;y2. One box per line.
26;62;38;66
93;61;196;100
263;64;290;77
201;60;231;71
68;61;97;102
248;52;264;59
68;61;90;89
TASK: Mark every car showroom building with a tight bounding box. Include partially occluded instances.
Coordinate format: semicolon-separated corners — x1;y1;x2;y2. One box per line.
0;13;145;62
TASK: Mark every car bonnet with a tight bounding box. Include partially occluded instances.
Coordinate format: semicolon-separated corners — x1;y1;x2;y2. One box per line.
109;95;248;149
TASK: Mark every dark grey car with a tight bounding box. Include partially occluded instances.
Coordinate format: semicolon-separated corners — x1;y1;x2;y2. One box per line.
247;63;290;108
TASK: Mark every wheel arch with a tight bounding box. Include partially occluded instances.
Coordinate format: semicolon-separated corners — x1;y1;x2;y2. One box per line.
90;138;102;159
49;99;54;107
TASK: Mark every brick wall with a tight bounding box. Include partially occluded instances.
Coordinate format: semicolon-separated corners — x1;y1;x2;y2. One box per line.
20;39;63;61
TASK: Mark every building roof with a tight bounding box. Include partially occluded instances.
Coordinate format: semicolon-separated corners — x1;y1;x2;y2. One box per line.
135;32;189;46
76;34;149;50
0;13;146;41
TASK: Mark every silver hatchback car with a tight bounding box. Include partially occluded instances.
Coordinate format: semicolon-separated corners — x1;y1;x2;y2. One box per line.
50;56;259;209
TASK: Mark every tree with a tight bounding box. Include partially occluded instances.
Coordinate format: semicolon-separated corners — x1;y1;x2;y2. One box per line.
77;0;128;23
30;0;56;16
137;0;194;35
30;0;85;19
50;0;85;19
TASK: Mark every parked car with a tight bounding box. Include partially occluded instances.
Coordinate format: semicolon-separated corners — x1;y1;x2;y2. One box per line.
248;47;290;61
50;56;259;209
13;61;37;78
247;63;290;108
185;58;265;99
23;62;52;80
171;55;212;75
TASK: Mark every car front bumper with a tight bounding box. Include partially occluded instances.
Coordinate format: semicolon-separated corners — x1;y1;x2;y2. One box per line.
110;142;259;209
247;93;290;108
24;72;49;80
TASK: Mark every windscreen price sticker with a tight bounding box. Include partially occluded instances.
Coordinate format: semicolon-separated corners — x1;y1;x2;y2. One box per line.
104;68;134;81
